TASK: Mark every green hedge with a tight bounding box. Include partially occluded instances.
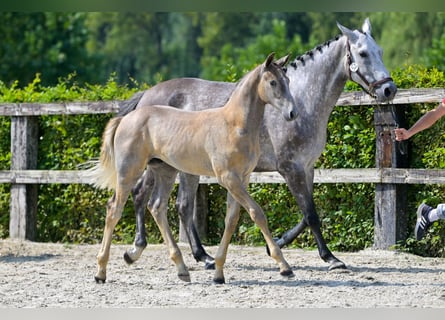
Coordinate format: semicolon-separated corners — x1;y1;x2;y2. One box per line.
1;66;445;257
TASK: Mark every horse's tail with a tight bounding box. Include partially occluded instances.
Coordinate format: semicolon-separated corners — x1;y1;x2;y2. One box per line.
117;91;145;116
85;117;123;190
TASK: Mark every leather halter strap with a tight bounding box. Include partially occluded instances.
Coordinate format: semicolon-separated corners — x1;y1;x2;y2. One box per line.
346;41;393;97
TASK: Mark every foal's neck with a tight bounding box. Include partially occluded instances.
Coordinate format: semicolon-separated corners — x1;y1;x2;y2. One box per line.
223;67;265;131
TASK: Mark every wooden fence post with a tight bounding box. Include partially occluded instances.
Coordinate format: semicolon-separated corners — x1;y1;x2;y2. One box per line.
9;116;39;240
373;105;409;249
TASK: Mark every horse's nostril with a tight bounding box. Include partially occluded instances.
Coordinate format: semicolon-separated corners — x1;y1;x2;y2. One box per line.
383;87;396;98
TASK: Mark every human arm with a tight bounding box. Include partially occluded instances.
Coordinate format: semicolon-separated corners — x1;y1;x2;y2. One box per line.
394;98;445;141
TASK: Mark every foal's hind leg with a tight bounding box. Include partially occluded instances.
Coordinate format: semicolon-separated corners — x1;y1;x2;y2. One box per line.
148;165;190;282
95;186;132;283
176;172;215;269
124;168;155;264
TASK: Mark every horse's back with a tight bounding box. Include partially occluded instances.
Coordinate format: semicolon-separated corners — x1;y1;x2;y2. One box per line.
135;78;235;112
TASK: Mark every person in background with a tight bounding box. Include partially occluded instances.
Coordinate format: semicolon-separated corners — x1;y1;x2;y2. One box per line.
394;97;445;240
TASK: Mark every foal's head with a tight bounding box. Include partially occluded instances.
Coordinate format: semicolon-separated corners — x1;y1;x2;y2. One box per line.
258;53;299;121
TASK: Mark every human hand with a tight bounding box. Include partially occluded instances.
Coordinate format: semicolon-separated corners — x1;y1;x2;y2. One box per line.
394;128;409;141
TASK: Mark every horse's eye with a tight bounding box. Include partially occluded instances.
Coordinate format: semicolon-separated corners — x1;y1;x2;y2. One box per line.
270;80;277;87
359;51;368;58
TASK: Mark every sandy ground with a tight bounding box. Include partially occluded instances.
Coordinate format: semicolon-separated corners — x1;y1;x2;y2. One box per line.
1;238;445;308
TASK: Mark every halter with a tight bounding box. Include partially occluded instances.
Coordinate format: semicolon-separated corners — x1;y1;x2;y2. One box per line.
346;41;393;98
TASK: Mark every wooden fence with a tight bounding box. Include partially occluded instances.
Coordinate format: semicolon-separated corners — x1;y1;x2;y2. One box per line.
1;88;445;249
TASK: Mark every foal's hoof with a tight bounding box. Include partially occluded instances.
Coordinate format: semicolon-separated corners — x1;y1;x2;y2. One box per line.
123;251;135;265
328;260;347;271
280;269;295;278
213;277;225;284
178;273;191;283
94;276;106;284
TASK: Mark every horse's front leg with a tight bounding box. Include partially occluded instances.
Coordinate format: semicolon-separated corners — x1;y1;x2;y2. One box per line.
124;168;155;264
176;172;215;269
148;167;190;282
276;163;346;270
96;190;128;283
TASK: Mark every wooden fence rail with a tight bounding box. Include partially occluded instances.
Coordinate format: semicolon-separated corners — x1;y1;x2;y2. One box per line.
1;88;445;249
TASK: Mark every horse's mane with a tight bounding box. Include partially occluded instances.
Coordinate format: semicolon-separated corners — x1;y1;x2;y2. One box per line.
288;34;342;70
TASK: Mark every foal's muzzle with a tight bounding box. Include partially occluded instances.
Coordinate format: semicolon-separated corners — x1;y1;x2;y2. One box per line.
284;102;299;121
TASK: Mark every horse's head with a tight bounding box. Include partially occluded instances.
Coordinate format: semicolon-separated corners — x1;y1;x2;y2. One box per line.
259;52;299;121
337;18;397;102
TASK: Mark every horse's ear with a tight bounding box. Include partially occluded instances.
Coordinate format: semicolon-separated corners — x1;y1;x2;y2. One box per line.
362;17;372;35
337;21;358;42
265;52;275;67
275;53;291;67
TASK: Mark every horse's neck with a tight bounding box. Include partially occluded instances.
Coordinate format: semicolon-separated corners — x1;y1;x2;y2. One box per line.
287;36;349;120
223;69;265;132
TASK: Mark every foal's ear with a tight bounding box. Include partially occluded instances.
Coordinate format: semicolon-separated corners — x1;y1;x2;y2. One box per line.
275;53;292;67
265;52;275;67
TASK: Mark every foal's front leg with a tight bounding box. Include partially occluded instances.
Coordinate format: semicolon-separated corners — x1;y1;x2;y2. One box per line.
215;174;294;284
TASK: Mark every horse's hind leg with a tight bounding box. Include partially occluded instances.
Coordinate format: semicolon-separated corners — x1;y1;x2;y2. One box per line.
275;167;346;270
149;165;190;282
176;172;215;269
124;168;155;264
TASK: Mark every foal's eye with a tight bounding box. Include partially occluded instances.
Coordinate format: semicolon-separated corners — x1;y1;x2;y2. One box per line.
359;51;368;58
270;80;277;87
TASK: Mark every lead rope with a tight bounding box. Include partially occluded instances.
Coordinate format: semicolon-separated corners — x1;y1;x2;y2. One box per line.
346;41;404;154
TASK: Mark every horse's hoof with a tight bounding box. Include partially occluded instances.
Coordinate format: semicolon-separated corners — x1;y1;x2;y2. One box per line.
328;260;347;271
178;273;191;282
213;277;225;284
204;260;215;270
280;269;295;278
123;251;134;265
94;276;106;284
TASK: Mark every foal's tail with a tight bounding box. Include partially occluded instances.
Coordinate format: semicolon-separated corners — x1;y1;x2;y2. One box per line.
85;117;123;191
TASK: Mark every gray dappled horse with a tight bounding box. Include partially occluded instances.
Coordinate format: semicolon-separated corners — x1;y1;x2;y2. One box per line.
90;53;299;284
120;18;397;271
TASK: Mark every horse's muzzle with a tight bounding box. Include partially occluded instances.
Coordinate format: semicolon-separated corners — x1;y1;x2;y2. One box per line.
375;80;397;102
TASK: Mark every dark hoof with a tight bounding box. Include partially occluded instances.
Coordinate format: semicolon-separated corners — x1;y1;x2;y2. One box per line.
123;252;134;265
178;273;191;282
280;269;295;278
213;277;225;284
328;260;347;271
94;276;106;284
204;260;215;270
